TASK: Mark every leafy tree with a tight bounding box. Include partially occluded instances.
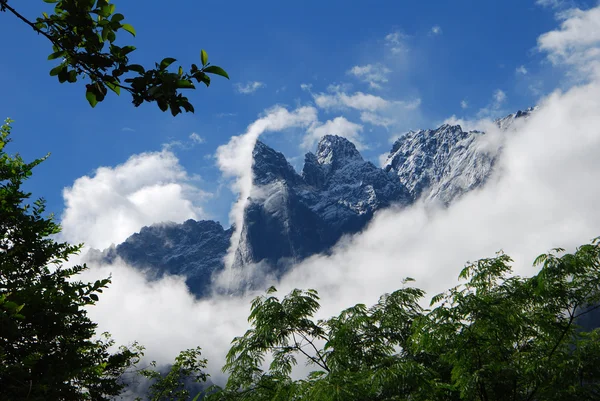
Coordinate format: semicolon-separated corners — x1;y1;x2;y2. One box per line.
205;239;600;401
0;119;144;401
134;347;209;401
0;0;229;116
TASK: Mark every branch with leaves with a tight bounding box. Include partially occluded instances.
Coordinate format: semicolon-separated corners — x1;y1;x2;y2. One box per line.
0;0;229;115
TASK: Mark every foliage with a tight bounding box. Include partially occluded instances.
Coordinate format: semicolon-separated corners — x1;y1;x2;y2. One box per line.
204;240;600;401
0;0;229;116
135;347;209;401
0;119;143;401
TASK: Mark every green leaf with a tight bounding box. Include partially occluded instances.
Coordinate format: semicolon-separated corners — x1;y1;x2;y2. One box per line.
90;294;99;302
67;70;77;83
176;80;195;89
160;57;177;69
121;45;136;56
203;65;229;79
127;64;145;74
43;0;58;3
47;51;65;60
4;301;18;310
86;88;98;108
200;49;208;66
111;13;125;23
105;81;121;95
107;30;116;43
121;23;136;36
49;65;64;77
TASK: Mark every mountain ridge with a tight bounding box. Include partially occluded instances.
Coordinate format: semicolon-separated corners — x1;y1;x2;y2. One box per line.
94;109;534;296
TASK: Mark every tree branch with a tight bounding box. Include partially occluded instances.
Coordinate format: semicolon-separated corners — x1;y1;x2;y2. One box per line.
0;0;133;92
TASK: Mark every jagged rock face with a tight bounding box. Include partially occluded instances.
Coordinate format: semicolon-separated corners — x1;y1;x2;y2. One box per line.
384;109;534;205
232;135;412;270
495;107;535;131
253;141;303;186
102;219;232;295
383;124;492;205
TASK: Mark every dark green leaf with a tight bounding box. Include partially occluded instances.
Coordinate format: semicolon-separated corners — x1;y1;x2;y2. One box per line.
67;70;77;83
111;13;125;23
127;64;145;74
176;80;195;89
47;51;65;61
49;65;64;77
86;88;98;107
121;45;136;56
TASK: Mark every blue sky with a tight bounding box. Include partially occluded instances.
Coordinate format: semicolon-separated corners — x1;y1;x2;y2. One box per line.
0;0;593;227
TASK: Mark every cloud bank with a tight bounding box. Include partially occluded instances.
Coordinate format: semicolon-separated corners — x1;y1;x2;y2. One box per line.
61;150;207;250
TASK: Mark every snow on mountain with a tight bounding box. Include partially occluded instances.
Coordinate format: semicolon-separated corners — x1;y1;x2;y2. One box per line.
384;108;534;205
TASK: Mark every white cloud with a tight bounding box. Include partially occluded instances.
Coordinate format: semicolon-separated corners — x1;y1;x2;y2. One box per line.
216;112;237;118
189;132;205;144
314;91;389;111
431;25;442;35
536;0;568;8
516;65;528;74
303;117;364;150
538;6;600;79
77;257;254;385
473;89;508;119
493;89;507;105
61;151;207;250
460;100;469;109
162;133;205;151
385;31;408;54
347;64;391;89
359;111;395;128
234;81;265;94
216;106;318;269
311;87;422;132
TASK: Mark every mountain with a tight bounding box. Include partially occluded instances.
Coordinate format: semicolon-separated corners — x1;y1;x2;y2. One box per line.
101;220;232;295
96;110;534;296
232;137;412;270
383;107;535;205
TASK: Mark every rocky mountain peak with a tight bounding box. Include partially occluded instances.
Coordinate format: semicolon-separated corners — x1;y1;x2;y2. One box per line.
316;135;363;168
252;140;302;186
495;107;536;130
